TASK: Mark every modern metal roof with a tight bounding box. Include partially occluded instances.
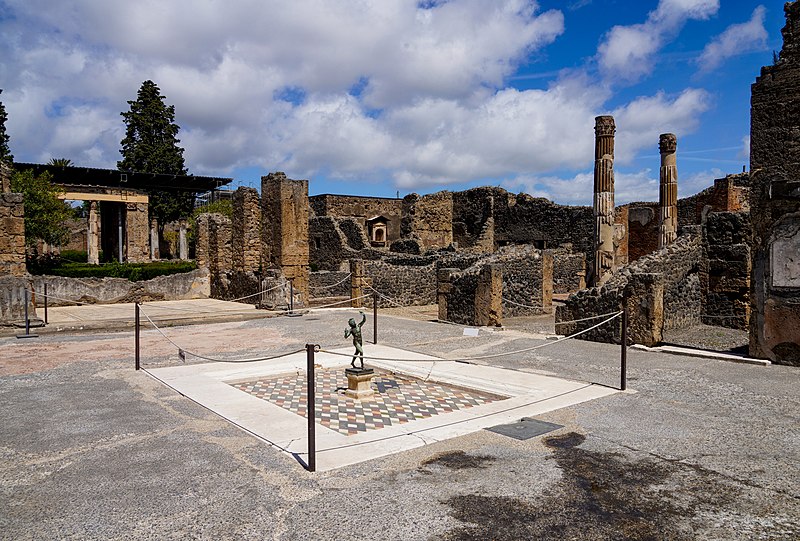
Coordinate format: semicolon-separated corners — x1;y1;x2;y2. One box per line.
14;163;233;193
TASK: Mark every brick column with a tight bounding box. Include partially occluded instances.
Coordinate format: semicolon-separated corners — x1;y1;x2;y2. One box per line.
593;115;616;285
658;133;678;249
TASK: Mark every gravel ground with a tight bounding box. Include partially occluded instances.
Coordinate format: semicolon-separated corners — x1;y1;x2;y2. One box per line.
0;310;797;540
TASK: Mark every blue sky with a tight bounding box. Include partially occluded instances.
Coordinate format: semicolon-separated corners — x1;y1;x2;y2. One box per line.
0;1;784;204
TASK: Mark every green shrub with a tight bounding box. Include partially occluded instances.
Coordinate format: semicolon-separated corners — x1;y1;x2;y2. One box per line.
30;260;197;281
60;250;88;262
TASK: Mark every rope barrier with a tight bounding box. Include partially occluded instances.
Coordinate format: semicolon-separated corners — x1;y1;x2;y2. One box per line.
305;294;372;311
367;286;434;314
555;311;624;325
501;297;543;309
320;311;622;363
227;281;288;303
30;289;92;306
138;305;304;363
309;273;352;291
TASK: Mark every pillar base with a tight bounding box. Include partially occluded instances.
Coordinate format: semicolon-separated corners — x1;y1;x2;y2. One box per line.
344;367;375;400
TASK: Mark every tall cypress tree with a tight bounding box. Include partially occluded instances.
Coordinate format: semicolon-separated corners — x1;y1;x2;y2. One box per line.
0;89;13;165
118;80;192;225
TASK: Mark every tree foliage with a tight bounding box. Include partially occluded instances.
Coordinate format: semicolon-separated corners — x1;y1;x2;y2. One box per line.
0;89;13;165
11;169;72;247
118;80;192;225
48;157;73;167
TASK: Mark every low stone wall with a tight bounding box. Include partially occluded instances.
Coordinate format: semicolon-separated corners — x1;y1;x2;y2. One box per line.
556;229;703;345
0;276;38;326
363;259;437;307
309;271;351;298
498;248;553;316
552;250;586;294
31;269;211;306
211;269;286;308
438;263;502;326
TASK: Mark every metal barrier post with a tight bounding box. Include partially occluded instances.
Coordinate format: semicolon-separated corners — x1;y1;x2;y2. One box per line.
44;283;48;325
305;343;318;472
135;303;141;371
290;280;294;313
16;288;38;339
373;292;378;345
620;306;628;391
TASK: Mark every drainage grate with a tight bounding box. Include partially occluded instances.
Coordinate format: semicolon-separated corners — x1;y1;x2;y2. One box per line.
485;418;563;440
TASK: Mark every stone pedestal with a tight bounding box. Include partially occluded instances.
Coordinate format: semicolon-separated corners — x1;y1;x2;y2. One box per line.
345;368;375;400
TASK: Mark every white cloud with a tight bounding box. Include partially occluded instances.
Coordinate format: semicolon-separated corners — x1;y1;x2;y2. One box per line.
502;169;660;206
597;0;719;82
738;135;751;161
1;0;567;175
612;88;712;163
0;0;723;200
697;6;767;72
503;165;722;207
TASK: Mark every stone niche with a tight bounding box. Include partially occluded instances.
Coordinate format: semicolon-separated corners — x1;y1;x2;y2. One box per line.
770;218;800;289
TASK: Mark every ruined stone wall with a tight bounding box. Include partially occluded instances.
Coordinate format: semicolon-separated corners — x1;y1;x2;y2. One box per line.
363;259;437;307
195;213;232;277
401;191;453;250
125;202;150;263
625;204;660;263
677;174;750;227
702;211;751;330
556;230;703;345
500;249;553;316
749;1;800;364
438;263;502;326
309;216;384;271
309;271;351;298
452;188;508;252
211;269;286;308
232;187;262;273
0;192;25;276
309;194;403;243
553;250;586;294
262;172;309;299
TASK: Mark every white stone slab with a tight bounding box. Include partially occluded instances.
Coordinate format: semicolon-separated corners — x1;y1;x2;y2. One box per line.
146;344;619;471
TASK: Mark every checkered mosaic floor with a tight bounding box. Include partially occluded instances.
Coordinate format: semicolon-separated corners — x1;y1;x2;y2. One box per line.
230;369;505;436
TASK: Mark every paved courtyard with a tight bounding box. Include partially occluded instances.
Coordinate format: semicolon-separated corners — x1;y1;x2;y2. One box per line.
1;306;798;540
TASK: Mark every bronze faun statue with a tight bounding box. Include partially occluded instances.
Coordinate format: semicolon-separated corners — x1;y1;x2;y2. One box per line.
344;311;367;369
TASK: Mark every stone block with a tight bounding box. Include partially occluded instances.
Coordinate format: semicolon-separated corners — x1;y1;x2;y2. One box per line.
624;273;664;347
475;263;502;327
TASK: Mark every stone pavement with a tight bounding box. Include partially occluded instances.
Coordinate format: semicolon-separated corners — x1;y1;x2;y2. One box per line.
0;308;798;540
1;298;274;337
147;345;619;471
